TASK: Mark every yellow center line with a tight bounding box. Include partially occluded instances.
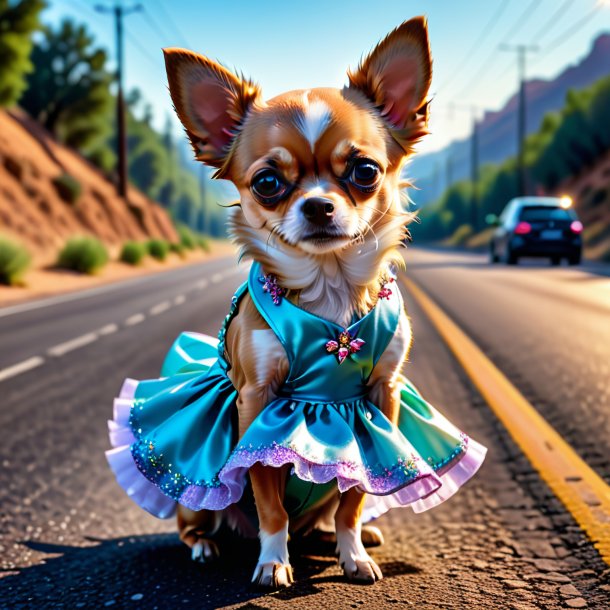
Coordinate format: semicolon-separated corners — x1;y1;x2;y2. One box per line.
401;275;610;566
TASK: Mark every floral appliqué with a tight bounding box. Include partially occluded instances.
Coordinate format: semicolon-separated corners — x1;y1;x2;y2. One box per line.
326;330;365;364
377;270;396;300
258;273;285;305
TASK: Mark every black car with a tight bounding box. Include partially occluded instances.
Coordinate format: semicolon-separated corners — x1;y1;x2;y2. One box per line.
488;197;582;266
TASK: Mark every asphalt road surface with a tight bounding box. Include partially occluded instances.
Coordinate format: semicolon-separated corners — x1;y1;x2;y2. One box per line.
1;248;609;609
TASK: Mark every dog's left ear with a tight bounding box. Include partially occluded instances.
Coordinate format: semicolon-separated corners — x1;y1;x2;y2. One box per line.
347;16;432;148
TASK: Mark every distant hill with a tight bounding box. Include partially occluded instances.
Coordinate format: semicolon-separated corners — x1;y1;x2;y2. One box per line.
409;33;610;208
0;109;177;265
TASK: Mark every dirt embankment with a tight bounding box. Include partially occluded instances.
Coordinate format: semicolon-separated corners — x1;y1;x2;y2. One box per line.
560;149;610;261
0;109;178;266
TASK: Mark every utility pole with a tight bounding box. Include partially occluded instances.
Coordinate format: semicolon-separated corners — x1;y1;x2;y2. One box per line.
500;43;538;197
95;2;142;199
442;103;483;231
199;166;207;234
470;110;479;232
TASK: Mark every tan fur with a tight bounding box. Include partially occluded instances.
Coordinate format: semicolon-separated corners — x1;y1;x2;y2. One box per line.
166;17;432;587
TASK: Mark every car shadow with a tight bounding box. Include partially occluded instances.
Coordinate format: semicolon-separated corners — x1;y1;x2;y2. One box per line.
0;532;420;608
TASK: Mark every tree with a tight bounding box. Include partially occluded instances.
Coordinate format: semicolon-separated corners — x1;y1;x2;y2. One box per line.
0;0;45;107
20;18;113;153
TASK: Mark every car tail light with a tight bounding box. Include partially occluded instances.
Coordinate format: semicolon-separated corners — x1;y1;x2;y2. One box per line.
514;221;531;235
570;220;583;234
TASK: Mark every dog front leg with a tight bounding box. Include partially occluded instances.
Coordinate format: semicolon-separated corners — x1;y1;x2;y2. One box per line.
236;384;293;589
249;462;293;588
335;488;383;583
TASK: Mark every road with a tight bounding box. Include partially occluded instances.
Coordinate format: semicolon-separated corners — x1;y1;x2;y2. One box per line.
1;248;609;609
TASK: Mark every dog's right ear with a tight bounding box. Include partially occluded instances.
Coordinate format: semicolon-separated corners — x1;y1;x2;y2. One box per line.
163;48;261;174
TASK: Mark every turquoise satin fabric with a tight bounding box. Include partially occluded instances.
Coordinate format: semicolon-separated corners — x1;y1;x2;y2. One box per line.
125;262;473;518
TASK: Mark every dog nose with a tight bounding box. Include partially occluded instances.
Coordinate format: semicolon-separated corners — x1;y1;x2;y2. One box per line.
302;197;335;226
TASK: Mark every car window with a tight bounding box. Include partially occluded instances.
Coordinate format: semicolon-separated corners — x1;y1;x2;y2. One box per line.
519;206;573;222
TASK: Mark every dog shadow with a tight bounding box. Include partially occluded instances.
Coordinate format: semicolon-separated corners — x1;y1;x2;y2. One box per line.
0;532;422;608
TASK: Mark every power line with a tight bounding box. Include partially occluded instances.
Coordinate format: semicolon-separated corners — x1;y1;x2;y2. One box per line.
152;0;192;48
529;0;575;44
140;8;170;44
124;25;159;68
532;4;602;66
453;0;544;100
500;0;543;45
436;1;509;95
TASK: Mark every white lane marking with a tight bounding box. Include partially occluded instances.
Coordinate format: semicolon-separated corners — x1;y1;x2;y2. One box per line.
125;313;145;326
174;295;186;305
98;323;118;336
48;332;98;357
0;356;45;382
0;259;236;319
211;273;223;283
150;301;171;316
196;279;209;290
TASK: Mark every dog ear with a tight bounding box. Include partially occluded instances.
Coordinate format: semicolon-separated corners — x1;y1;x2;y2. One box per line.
163;48;261;174
347;17;432;148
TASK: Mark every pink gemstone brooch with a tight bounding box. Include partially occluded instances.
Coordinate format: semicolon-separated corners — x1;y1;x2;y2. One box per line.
258;273;285;305
326;330;365;364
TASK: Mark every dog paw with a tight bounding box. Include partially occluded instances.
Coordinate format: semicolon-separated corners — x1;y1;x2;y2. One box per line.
340;555;383;584
336;527;382;584
251;562;294;589
360;525;384;548
190;539;219;563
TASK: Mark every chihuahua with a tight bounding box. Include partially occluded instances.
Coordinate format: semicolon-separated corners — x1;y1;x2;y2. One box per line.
163;16;432;588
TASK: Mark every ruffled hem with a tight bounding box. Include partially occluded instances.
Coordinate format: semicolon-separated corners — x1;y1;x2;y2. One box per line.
218;442;441;504
106;378;178;519
107;377;487;520
362;437;487;521
106;377;240;516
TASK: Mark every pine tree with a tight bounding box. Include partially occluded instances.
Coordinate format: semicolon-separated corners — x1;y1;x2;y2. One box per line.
0;0;46;107
19;18;113;152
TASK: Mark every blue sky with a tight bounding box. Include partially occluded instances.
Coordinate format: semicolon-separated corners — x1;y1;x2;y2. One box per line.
46;0;610;154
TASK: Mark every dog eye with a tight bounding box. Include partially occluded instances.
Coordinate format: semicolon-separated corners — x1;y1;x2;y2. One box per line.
350;160;381;192
251;170;288;205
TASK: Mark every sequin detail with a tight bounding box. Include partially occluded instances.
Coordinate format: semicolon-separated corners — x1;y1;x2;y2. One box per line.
223;440;424;495
258;273;285;305
325;329;365;364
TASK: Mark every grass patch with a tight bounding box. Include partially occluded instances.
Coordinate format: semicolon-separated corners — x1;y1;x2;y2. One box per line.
57;237;108;274
120;241;147;266
0;236;31;285
147;238;170;262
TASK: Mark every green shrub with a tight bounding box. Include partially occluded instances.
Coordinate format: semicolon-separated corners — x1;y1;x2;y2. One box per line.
170;242;187;258
446;224;474;246
177;224;197;250
197;235;210;253
0;236;31;285
52;173;82;206
147;238;170;261
57;237;108;274
120;241;147;266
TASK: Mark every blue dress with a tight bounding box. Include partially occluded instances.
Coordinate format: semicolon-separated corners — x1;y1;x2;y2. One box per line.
106;262;486;524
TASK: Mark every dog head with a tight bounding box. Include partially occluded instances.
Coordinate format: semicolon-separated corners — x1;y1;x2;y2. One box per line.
164;17;431;260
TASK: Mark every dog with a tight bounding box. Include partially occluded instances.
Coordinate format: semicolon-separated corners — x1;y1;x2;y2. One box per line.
163;17;432;588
